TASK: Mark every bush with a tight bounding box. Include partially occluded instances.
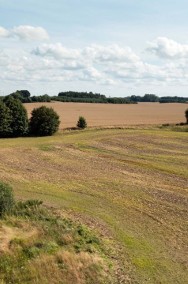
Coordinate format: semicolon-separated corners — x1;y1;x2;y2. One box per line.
14;199;44;219
77;116;87;129
0;182;15;218
185;109;188;124
29;106;60;136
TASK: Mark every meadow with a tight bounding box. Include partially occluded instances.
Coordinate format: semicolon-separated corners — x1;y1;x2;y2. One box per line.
0;126;187;283
25;102;188;129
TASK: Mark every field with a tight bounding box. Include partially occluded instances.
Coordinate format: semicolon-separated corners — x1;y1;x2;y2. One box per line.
24;102;188;129
0;126;187;283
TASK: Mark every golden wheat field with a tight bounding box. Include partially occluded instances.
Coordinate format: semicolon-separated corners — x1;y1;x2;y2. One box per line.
24;102;188;129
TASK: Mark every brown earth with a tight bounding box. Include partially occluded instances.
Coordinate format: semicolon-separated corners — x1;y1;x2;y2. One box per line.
24;102;188;129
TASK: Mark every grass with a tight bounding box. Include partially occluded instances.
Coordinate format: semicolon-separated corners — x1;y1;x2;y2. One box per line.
0;126;187;283
0;200;112;284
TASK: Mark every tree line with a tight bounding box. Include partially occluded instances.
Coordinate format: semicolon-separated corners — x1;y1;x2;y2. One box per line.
1;90;188;104
3;90;134;104
127;94;188;103
4;90;51;103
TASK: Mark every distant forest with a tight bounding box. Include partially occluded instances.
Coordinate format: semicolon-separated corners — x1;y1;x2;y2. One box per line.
1;90;188;104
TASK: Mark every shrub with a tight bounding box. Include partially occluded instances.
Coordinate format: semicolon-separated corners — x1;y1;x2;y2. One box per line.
185;109;188;124
0;182;15;218
29;106;60;136
77;116;87;129
4;96;29;137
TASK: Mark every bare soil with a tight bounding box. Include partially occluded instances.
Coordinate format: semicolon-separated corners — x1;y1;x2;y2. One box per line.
24;102;188;129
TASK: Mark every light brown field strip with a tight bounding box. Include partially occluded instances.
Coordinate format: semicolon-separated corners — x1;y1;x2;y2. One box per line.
24;102;188;129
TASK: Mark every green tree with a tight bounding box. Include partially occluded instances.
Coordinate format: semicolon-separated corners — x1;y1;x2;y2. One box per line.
0;182;15;218
29;106;60;136
8;90;31;103
77;116;87;129
142;94;159;102
4;96;29;137
0;100;12;137
185;109;188;124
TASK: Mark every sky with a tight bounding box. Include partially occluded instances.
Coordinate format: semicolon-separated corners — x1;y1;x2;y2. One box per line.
0;0;188;97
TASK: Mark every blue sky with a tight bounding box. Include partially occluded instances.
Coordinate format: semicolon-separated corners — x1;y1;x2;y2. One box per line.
0;0;188;97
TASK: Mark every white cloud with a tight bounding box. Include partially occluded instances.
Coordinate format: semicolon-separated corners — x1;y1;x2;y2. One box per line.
31;43;142;84
80;67;102;81
83;44;139;63
0;26;9;37
1;39;188;93
12;26;49;41
147;37;188;59
33;43;140;64
0;50;10;66
0;25;49;41
33;43;79;59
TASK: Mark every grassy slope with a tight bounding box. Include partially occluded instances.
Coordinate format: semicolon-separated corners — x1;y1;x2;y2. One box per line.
0;127;187;283
0;202;112;284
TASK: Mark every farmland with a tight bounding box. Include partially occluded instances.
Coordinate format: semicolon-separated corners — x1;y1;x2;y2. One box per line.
24;102;188;129
0;126;187;283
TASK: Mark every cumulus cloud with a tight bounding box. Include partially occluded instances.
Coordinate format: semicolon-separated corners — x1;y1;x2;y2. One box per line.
33;43;79;59
12;26;49;41
80;67;102;81
33;43;140;64
83;44;139;63
0;50;10;66
147;37;188;59
1;39;188;89
0;26;10;37
28;42;188;85
0;25;49;41
31;43;143;84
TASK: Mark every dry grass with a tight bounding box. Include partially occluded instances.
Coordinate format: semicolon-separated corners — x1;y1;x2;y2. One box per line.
30;251;107;284
0;206;112;284
0;127;187;283
24;102;188;129
0;224;36;253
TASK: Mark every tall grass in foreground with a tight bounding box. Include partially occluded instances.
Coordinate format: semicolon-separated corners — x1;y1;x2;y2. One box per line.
0;196;113;284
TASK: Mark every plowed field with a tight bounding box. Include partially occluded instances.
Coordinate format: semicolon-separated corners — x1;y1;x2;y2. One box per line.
0;127;187;283
24;102;188;129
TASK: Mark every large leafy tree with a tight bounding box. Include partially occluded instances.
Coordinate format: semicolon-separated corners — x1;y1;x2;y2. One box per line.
8;90;31;103
0;100;12;137
4;96;29;137
29;106;60;136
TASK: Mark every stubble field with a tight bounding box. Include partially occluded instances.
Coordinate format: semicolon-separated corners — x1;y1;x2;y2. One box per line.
24;102;188;129
0;126;187;283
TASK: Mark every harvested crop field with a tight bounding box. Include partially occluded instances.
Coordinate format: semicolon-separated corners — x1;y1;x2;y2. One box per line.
0;127;187;283
24;102;188;129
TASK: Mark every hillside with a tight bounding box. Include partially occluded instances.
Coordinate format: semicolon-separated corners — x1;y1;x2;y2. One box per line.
0;201;114;283
0;126;187;283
